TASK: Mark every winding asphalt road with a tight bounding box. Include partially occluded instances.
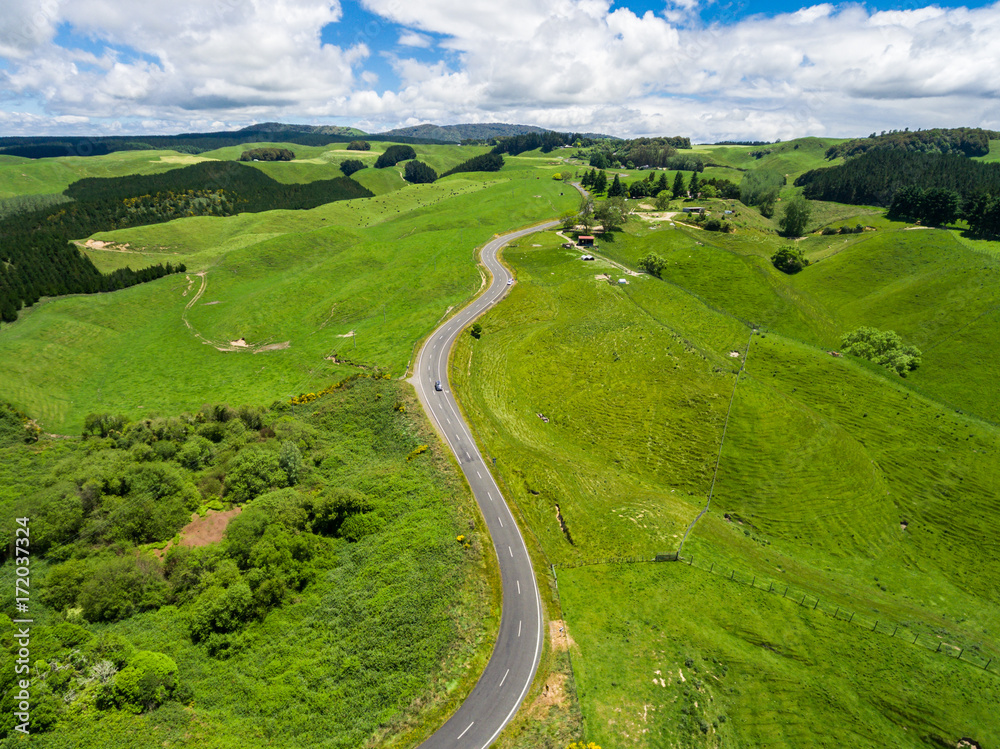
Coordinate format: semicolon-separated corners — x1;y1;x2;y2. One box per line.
411;220;560;748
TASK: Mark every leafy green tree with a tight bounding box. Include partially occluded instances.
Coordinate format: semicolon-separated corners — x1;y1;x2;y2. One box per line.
560;210;579;230
111;651;179;712
607;174;625;197
657;172;669;194
78;557;167;623
589;151;611;169
841;326;922;376
654;190;671;211
688;171;700;195
470;323;483;339
347;140;370;151
278;440;303;486
639;252;667;277
771;246;808;274
595;197;628;233
672;171;686;198
225;446;287;502
628;181;649;199
778;196;812;236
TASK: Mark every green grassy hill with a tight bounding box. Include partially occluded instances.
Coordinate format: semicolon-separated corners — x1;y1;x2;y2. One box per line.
450;201;1000;747
0;149;576;433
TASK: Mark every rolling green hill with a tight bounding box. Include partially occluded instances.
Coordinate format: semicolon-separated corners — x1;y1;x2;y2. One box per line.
450;207;1000;747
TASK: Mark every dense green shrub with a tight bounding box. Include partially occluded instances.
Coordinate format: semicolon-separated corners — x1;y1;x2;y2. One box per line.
841;326;922;376
225;446;286;502
77;557;168;622
347;140;370;151
771;246;808;274
112;651;179;712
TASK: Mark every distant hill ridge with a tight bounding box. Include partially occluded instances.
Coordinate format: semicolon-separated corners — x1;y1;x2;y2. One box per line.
377;122;617;143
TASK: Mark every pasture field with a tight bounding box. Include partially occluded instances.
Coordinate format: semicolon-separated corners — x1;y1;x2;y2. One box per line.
558;563;998;749
451;206;1000;745
0;151;578;433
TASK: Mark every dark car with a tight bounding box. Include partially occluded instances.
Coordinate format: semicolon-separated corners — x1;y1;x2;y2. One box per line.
434;380;443;391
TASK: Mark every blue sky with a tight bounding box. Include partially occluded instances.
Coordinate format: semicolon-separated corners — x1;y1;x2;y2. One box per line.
1;0;999;140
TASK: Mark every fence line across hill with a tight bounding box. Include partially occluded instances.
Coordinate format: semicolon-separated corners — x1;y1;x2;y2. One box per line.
551;553;998;677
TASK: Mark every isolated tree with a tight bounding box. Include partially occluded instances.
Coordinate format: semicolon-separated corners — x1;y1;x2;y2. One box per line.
578;197;596;233
638;252;667;277
778;195;812;236
470;323;482;339
841;326;921;376
607;174;625;198
688;171;700;196
560;210;579;230
657;172;669;194
771;245;808;274
654;190;671;211
672;171;686;198
347;140;370;151
595;197;628;233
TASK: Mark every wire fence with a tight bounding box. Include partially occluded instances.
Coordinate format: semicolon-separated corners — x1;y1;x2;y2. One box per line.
551;553;998;676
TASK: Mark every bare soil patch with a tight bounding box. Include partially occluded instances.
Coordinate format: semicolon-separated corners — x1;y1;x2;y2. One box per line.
549;619;575;651
154;506;242;558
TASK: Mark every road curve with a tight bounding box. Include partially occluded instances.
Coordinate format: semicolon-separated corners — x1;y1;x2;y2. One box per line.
411;220;560;749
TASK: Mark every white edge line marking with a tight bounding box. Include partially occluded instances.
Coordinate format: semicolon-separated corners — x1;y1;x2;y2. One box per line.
457;722;475;740
410;220;562;749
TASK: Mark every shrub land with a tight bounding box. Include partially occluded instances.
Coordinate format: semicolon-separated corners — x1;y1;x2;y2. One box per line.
0;377;492;747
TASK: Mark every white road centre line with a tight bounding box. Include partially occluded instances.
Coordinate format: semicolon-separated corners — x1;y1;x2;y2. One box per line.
446;418;452;424
457;722;475;740
508;546;513;557
487;492;493;501
477;471;482;479
498;515;503;528
518;620;522;637
516;580;521;595
499;668;509;688
465;451;471;460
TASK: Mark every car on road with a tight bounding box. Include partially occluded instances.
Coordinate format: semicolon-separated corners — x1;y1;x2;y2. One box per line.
434;380;443;391
507;278;513;285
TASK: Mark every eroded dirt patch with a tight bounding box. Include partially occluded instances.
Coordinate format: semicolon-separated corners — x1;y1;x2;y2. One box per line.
550;619;575;651
155;507;242;558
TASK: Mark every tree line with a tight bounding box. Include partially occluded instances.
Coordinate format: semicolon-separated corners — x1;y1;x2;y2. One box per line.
824;127;997;160
796;149;1000;234
0;161;373;324
440;152;504;177
238;147;294;162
